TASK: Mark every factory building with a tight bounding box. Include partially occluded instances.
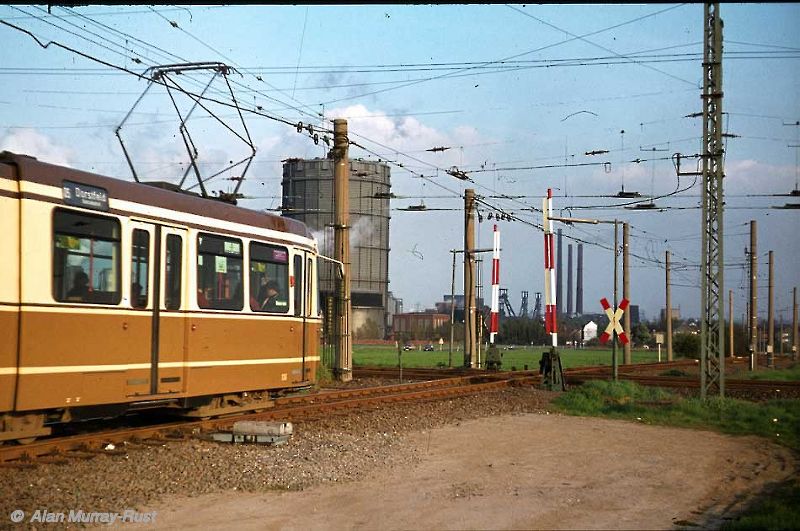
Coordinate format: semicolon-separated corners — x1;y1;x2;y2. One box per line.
281;157;391;339
392;312;450;341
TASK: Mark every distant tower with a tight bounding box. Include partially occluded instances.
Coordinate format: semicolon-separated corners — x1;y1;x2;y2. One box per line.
499;288;516;317
557;229;563;315
519;290;529;318
576;244;584;315
533;292;543;321
567;244;573;316
282;157;390;338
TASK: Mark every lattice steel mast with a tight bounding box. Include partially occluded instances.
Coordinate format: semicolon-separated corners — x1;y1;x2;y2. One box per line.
700;3;725;398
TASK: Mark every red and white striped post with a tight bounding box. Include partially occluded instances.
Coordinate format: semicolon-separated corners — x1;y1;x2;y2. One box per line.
543;188;558;348
489;224;500;344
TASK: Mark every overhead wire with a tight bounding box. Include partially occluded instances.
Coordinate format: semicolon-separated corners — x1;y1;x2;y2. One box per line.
0;17;317;130
146;6;325;125
4;6;702;216
316;3;690;106
1;6;223;21
38;5;328;133
4;6;789;280
505;4;698;87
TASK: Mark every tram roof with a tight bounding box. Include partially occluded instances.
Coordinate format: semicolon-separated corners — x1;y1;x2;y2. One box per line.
1;151;314;241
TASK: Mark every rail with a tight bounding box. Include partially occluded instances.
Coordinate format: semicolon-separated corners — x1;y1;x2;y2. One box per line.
0;374;536;464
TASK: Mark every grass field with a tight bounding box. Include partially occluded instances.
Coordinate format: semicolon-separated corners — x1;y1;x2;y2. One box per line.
353;344;663;369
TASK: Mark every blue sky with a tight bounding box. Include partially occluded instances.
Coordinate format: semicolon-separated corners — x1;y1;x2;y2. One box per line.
1;4;799;324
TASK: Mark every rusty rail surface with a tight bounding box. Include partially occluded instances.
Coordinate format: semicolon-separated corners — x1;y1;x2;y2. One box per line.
0;374;537;464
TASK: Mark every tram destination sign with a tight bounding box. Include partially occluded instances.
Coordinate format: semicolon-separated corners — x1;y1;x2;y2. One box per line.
62;180;109;211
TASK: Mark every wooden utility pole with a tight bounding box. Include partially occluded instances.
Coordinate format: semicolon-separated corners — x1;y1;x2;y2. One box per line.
666;250;673;362
729;289;734;357
623;222;631;365
793;286;798;362
463;189;477;368
612;220;619;381
749;220;758;370
767;251;775;368
332;119;352;382
448;250;456;367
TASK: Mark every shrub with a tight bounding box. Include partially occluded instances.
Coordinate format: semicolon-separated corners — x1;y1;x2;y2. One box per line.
316;364;333;385
673;332;700;359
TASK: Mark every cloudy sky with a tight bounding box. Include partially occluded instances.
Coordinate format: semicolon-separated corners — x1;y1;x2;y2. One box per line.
1;4;798;323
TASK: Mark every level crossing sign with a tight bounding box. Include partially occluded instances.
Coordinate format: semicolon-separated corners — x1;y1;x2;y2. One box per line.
599;297;629;345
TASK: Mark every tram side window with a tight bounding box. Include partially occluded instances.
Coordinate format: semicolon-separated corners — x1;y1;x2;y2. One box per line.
197;234;243;310
53;209;121;305
130;229;149;308
307;257;314;317
293;255;303;317
165;234;182;310
249;242;289;313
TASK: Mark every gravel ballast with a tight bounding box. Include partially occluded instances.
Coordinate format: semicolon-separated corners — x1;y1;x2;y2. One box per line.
0;384;556;523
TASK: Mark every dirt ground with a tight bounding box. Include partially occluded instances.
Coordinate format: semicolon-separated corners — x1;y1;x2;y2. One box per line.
143;413;797;530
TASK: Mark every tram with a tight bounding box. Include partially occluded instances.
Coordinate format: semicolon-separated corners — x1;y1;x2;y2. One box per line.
0;152;321;442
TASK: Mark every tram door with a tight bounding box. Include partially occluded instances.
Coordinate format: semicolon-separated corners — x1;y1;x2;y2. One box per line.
155;226;188;394
293;251;315;383
130;222;187;396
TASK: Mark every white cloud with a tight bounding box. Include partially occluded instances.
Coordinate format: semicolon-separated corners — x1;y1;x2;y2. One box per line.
0;128;76;167
725;159;795;193
326;104;489;172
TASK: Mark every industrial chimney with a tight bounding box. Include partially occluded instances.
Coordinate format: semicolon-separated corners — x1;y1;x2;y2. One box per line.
557;229;563;316
576;244;584;315
567;244;573;316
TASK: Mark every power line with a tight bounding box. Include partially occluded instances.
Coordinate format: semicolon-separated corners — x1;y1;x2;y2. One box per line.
317;3;689;106
506;3;698;87
0;18;319;132
33;5;327;130
146;6;323;124
1;6;223;21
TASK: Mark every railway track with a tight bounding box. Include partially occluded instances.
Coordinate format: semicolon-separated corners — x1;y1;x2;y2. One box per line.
0;373;537;464
4;358;793;464
353;358;701;380
354;359;799;397
567;373;800;393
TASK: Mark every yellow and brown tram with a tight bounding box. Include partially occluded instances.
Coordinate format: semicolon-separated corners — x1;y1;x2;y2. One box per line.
0;152;321;443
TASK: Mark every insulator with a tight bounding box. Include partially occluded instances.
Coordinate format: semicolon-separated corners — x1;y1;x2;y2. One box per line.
487;212;493;220
313;134;319;145
307;124;314;135
296;122;303;133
